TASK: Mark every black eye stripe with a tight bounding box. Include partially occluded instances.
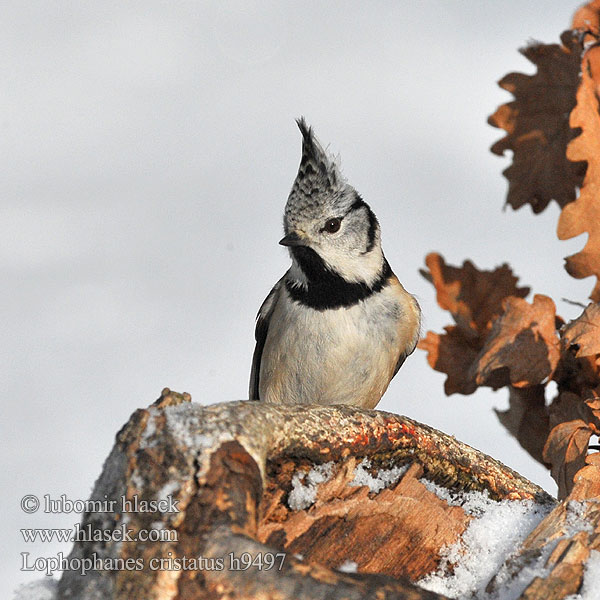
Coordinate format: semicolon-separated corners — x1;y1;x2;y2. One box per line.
350;194;367;212
350;193;378;252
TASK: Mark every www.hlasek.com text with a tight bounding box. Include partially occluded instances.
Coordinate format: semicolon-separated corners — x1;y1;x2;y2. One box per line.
21;522;177;544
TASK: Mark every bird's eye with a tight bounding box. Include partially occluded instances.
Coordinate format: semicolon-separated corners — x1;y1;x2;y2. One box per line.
323;218;341;233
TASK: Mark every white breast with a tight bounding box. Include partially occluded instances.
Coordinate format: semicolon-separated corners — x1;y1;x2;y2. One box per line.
259;284;408;408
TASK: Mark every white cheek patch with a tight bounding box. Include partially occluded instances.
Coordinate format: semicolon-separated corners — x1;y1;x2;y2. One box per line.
317;244;385;286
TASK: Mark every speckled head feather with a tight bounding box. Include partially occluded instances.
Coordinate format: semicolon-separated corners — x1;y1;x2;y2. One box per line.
284;118;354;233
296;117;340;186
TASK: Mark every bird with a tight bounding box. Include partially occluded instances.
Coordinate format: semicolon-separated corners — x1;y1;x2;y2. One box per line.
249;118;421;409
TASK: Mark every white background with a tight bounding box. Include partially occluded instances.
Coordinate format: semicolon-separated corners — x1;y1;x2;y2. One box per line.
4;1;592;592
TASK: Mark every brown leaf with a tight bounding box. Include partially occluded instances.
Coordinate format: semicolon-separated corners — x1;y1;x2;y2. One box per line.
494;385;550;465
561;302;600;357
558;46;600;301
420;253;529;340
488;31;586;213
418;327;479;395
475;295;561;388
546;391;600;496
549;391;596;429
572;0;600;40
584;386;600;420
570;451;600;500
543;419;593;499
552;346;600;397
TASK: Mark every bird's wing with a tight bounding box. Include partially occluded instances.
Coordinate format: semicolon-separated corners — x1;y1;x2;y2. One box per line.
392;350;411;378
392;333;419;379
249;277;284;400
391;291;422;380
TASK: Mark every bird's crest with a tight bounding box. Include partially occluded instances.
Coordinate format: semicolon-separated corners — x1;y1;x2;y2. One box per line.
285;118;349;229
295;117;341;187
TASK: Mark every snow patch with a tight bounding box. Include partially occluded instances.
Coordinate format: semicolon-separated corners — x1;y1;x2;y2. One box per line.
130;470;145;490
486;541;556;600
157;480;180;503
582;550;600;597
563;550;600;600
287;458;408;510
288;462;334;510
417;483;552;599
338;559;358;573
163;404;215;450
350;458;408;493
140;406;159;447
565;500;594;535
575;549;600;599
12;579;57;600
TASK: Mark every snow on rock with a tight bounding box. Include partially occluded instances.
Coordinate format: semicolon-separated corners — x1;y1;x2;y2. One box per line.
12;579;57;600
349;458;408;493
417;481;552;599
288;462;334;510
565;500;594;536
582;550;600;597
483;545;554;600
288;457;409;511
566;550;600;600
140;406;159;447
156;480;180;503
489;501;598;600
163;404;215;450
338;559;358;573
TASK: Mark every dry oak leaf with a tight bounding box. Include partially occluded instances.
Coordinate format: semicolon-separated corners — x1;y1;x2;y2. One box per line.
543;419;594;499
544;389;600;499
419;326;480;396
572;0;600;40
571;451;600;501
474;294;561;389
419;254;530;396
549;390;600;430
561;302;600;357
584;388;600;428
552;346;600;398
488;31;586;213
559;46;600;302
420;252;529;341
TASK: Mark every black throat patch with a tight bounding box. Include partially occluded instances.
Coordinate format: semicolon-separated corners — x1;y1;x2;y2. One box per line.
285;246;393;310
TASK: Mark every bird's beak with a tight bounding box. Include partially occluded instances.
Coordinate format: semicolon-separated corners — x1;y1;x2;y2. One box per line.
279;231;307;247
